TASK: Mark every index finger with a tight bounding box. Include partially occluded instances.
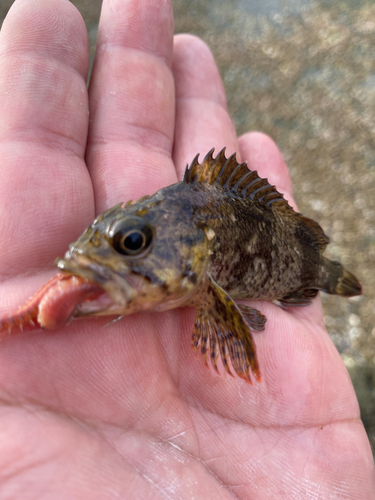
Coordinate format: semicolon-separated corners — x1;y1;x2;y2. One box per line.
86;0;177;214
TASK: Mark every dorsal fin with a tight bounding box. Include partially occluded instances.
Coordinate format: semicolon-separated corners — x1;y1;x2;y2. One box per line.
183;148;329;251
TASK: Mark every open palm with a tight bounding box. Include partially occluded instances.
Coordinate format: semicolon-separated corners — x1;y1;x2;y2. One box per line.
0;0;373;498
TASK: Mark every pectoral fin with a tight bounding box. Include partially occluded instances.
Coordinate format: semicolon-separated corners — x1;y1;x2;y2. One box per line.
190;275;262;384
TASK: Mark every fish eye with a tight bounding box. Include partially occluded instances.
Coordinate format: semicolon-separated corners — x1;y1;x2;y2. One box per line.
109;216;153;257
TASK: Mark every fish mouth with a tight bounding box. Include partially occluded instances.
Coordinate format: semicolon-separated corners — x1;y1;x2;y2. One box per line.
55;253;139;311
74;289;123;317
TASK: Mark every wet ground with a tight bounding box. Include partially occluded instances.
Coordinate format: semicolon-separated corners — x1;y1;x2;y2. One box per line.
1;0;374;454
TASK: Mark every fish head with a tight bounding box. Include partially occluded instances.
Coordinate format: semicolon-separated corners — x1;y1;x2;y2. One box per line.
55;194;211;317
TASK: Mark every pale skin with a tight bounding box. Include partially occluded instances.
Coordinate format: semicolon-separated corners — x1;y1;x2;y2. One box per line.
0;0;374;498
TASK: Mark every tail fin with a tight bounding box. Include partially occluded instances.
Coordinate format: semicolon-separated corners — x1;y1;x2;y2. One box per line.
321;258;362;297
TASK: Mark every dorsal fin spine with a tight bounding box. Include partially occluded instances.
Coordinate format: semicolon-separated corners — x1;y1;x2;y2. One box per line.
219;153;234;179
190;154;200;182
243;177;265;195
218;154;239;186
223;161;246;189
214;157;230;184
232;171;256;192
208;148;226;184
251;183;273;200
241;172;261;193
266;196;284;206
203;149;215;167
201;149;216;184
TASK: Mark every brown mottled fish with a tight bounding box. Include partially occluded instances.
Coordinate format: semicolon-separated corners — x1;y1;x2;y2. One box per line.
0;149;362;383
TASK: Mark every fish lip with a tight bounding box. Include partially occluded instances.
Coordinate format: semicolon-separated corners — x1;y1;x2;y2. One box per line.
55;256;109;286
55;254;138;307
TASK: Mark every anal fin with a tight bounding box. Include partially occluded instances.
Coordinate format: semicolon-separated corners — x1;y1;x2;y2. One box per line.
279;288;319;308
237;303;266;332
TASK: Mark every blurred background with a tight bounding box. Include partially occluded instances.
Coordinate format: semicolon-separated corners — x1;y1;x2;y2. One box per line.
1;0;374;454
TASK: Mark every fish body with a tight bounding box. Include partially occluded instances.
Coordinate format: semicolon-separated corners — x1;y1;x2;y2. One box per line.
0;149;362;383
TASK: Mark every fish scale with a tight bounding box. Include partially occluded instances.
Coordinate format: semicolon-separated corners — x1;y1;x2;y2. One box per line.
0;149;362;384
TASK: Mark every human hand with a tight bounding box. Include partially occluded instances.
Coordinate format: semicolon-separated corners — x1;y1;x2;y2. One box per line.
0;0;374;498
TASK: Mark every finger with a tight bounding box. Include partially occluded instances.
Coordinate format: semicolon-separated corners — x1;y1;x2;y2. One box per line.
238;132;296;209
0;0;93;277
86;0;177;213
172;35;238;179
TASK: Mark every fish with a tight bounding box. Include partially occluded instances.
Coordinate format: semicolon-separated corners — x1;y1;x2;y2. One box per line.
0;149;362;383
